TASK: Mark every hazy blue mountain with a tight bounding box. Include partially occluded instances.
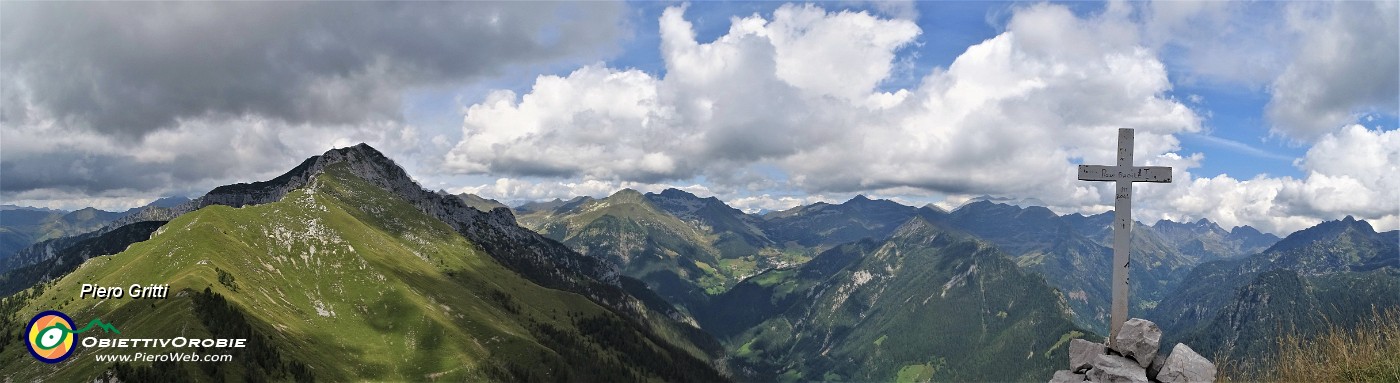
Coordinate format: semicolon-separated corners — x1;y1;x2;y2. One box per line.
454;192;509;213
0;220;167;297
0;207;124;261
128;196;192;211
761;195;920;250
0;205;64;212
1227;225;1281;254
0;196;193;264
1151;218;1280;263
515;196;594;214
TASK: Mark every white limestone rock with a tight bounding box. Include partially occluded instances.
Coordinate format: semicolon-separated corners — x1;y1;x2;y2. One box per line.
1112;318;1162;367
1070;339;1105;373
1158;343;1216;383
1086;354;1149;383
1050;370;1087;383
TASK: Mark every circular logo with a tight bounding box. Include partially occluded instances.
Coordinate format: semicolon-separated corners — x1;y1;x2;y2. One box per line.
26;310;77;363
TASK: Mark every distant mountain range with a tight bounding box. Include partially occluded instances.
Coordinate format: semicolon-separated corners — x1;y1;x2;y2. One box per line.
501;188;1383;380
1152;216;1399;360
0;196;190;263
509;190;1283;335
2;143;1391;381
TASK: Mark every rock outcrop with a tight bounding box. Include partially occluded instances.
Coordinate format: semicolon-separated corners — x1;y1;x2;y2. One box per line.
1050;318;1216;383
1086;354;1149;383
1158;344;1216;383
1115;318;1163;368
1070;338;1105;373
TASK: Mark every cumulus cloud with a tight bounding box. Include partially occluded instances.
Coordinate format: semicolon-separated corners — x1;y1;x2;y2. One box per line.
447;4;922;182
1138;0;1397;142
1160;125;1399;234
8;1;1392;236
442;2;1398;235
1140;1;1290;87
446;3;1200;213
1;2;624;207
1267;1;1398;141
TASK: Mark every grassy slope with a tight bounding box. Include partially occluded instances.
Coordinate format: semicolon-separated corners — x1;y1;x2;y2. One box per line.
0;165;717;381
525;191;747;314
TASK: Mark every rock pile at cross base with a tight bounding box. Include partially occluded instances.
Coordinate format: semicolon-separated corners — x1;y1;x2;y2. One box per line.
1051;318;1216;383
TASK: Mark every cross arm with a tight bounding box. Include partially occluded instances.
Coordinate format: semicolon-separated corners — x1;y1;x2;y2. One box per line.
1078;165;1172;183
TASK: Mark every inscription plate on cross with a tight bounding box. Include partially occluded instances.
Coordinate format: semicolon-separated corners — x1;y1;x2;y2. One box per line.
1077;128;1173;342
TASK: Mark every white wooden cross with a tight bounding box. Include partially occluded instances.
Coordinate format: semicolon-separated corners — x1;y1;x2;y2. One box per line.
1077;128;1172;341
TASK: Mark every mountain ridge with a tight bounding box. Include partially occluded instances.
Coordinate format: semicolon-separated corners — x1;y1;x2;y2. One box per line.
0;162;724;381
4;144;725;365
1152;215;1400;360
706;213;1087;381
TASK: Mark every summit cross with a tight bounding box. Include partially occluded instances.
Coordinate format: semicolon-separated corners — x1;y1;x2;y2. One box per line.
1077;128;1173;342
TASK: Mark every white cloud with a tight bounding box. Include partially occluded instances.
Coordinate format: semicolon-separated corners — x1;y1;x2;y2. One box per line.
1158;125;1399;234
445;3;1201;214
439;2;1400;236
1141;1;1290;87
766;4;922;101
851;0;918;21
1139;0;1398;142
1267;1;1399;141
440;2;1399;236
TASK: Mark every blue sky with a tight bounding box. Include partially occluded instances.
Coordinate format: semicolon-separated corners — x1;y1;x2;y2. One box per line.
2;1;1396;235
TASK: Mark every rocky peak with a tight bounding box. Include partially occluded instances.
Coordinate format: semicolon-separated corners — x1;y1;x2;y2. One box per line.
1022;205;1059;220
921;203;948;214
1229;225;1263;237
456;193;508;213
606;188;649;204
890;215;942;242
1267;215;1378;253
654;188;698;200
62;207;115;221
1226;225;1280;248
645;188;743;223
516;196;594;214
952;199;1005;214
145;196;191;209
1197;218;1226;233
1153;217;1225;234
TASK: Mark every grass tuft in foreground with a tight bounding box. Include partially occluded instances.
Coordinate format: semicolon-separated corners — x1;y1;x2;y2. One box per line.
1220;308;1400;382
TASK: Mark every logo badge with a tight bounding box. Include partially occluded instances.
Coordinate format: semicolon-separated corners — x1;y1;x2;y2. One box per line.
26;310;78;363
